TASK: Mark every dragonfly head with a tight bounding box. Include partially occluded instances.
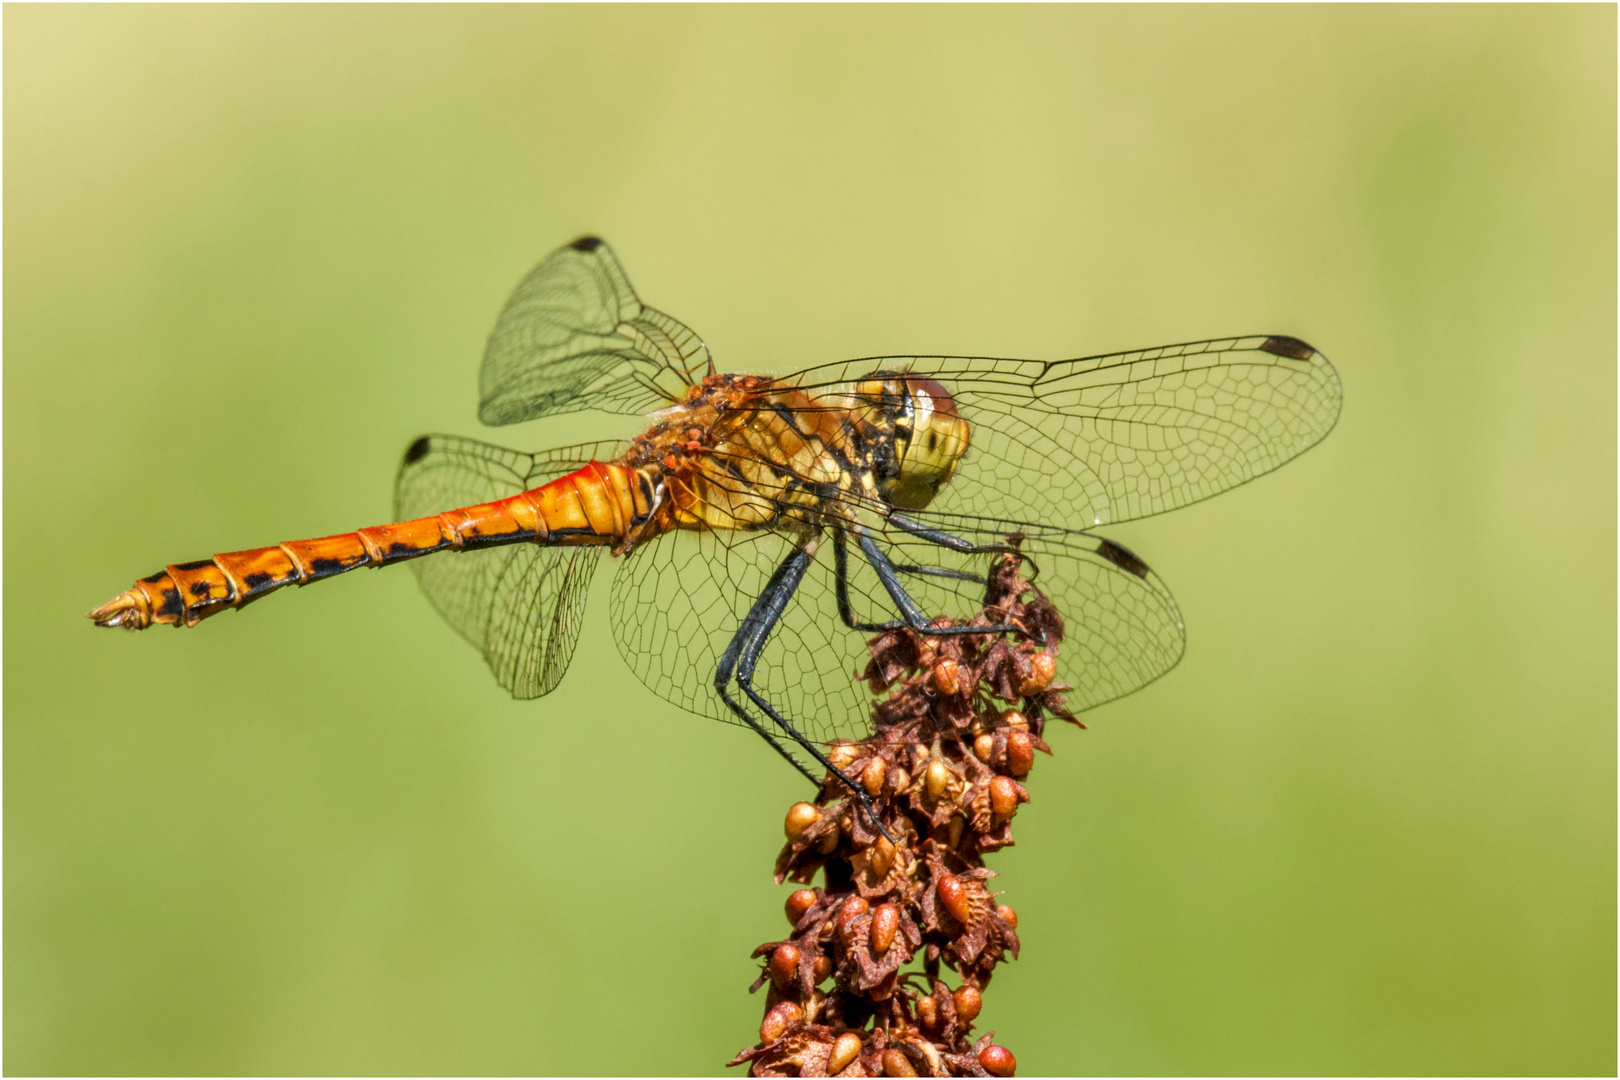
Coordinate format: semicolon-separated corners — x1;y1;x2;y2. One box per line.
857;373;971;510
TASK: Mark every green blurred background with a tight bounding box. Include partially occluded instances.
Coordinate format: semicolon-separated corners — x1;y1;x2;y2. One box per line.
6;5;1613;1075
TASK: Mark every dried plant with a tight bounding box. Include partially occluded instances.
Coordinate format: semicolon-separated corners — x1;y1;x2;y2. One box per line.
730;543;1074;1078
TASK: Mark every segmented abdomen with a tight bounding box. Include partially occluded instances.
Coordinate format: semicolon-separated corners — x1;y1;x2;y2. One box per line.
89;462;658;630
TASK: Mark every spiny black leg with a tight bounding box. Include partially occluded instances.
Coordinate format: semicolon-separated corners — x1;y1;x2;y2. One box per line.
890;563;986;585
857;531;1028;638
718;541;895;843
887;513;1017;554
836;528;989;632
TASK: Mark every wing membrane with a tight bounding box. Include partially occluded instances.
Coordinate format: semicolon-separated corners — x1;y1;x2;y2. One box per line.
479;237;706;425
606;505;1184;758
394;435;627;698
786;336;1341;529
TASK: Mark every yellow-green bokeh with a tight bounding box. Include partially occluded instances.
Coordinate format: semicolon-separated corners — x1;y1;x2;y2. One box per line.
6;6;1613;1075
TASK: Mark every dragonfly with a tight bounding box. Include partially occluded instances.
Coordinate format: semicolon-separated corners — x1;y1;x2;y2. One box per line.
90;236;1341;808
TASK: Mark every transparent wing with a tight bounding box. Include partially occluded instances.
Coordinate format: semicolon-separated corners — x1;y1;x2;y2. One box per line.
479;236;706;425
607;512;1183;758
785;336;1341;529
394;435;628;699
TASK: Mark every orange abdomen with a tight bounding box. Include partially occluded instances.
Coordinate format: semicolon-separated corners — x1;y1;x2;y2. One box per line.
89;462;659;630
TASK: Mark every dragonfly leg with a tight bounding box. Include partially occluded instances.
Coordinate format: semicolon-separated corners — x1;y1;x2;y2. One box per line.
833;528;994;631
886;512;1019;555
716;543;896;844
857;531;1031;639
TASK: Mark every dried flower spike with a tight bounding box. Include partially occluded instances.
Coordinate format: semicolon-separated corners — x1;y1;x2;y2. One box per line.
731;546;1069;1077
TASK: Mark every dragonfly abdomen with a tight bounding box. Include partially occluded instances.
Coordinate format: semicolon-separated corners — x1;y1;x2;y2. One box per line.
88;462;658;630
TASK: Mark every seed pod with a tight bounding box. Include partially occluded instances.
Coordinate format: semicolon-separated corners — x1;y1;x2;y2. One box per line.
828;742;860;770
916;994;938;1032
973;733;996;762
837;895;870;932
996;903;1018;929
869;834;896;877
937;875;971;924
759;999;802;1043
812;953;833;982
785;888;817;924
870;902;899;955
881;1048;918;1077
768;943;800;988
828;1032;863;1074
863;756;887;797
980;1044;1016;1076
990;775;1020;820
1020;651;1056;696
925;758;950;799
947;814;964;849
931;659;961;696
785;802;820;839
953;983;982;1023
1001;708;1028;730
1005;729;1034;777
816;822;840;853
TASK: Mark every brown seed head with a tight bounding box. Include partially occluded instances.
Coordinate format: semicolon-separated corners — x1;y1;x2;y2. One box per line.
973;733;996;763
1005;729;1034;777
980;1044;1017;1076
931;659;961;696
1019;652;1056;696
828;742;860;770
760;1000;802;1043
996;903;1018;929
925;758;950;800
785;802;820;839
812;953;833;982
1001;709;1028;730
870;902;899;955
953;984;982;1023
990;775;1020;820
916;994;938;1032
828;1032;863;1074
947;814;964;849
937;875;970;924
816;822;840;854
881;1047;918;1077
785;888;818;924
863;756;887;797
768;943;800;988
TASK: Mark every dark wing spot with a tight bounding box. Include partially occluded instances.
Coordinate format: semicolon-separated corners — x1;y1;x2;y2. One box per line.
569;235;605;252
1258;335;1316;361
404;436;432;465
1095;538;1150;579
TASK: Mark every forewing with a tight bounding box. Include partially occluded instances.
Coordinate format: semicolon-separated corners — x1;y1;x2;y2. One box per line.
608;527;874;752
607;515;1183;760
479;236;706;425
863;517;1186;713
786;336;1341;529
394;435;627;699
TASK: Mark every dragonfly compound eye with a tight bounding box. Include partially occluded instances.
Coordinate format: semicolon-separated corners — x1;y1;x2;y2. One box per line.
879;376;971;510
